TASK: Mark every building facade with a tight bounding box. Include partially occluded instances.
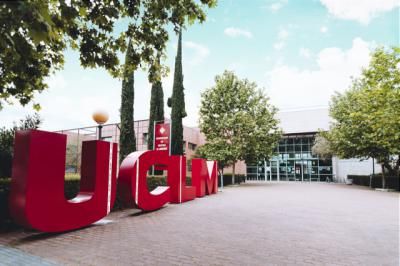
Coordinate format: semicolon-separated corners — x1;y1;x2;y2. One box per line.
246;108;380;182
58;119;207;174
58;108;378;181
247;133;333;182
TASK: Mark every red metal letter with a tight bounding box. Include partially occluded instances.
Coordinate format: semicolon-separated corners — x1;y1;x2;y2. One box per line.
118;150;170;211
9;130;118;232
167;156;196;203
192;159;218;197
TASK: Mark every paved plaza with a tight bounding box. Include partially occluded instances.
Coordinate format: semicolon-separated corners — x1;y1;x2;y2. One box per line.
0;182;399;265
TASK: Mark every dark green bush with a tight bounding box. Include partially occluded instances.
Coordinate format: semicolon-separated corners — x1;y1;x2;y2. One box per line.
0;113;42;179
219;174;246;186
348;175;399;190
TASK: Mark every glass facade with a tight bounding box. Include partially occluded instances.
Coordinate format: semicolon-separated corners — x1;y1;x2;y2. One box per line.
246;134;333;182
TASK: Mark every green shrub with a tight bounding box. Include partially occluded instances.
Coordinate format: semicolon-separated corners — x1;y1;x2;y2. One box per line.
220;174;246;186
0;114;42;179
348;175;399;190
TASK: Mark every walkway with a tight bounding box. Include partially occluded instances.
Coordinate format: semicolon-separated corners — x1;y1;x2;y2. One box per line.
0;183;398;265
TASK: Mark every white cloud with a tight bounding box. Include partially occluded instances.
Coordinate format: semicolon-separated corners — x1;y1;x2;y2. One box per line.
274;42;285;50
183;41;210;66
273;28;289;50
265;38;372;109
320;0;400;24
268;0;288;12
46;73;67;90
320;26;328;33
224;27;253;39
299;48;312;58
278;29;289;39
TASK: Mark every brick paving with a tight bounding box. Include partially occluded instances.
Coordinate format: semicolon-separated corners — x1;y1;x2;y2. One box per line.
0;182;398;266
0;245;57;266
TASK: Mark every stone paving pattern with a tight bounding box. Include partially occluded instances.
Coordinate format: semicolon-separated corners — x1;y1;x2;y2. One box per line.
0;182;398;265
0;245;57;266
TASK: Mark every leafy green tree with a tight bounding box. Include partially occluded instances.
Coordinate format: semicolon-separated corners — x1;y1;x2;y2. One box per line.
0;0;217;110
168;31;187;155
199;71;282;184
147;81;165;150
326;47;400;188
311;134;333;160
195;140;235;176
119;40;136;163
0;114;42;178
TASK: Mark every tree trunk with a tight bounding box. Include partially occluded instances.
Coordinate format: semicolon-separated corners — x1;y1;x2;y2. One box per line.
220;167;224;189
381;164;386;189
232;163;236;185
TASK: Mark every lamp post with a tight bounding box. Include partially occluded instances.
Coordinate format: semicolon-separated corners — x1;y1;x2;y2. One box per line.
92;110;109;140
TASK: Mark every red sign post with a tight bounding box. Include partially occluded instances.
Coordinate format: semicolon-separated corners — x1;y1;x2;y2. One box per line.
154;123;170;171
154;123;170;153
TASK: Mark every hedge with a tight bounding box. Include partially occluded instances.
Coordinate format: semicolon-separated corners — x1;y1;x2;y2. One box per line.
348;175;399;191
0;174;241;230
219;174;246;186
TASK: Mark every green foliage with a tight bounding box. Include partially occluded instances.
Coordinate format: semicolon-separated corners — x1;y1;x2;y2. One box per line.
198;71;282;178
311;134;333;160
348;175;399;191
148;81;165;150
169;31;187;155
0;114;42;178
326;47;400;185
66;144;80;173
195;140;234;171
0;0;217;109
119;40;136;163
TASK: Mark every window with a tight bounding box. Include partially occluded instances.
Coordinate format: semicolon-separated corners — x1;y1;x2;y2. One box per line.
246;134;333;182
143;133;148;145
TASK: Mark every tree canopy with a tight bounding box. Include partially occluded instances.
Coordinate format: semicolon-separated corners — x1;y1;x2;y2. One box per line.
119;39;136;163
311;134;333;160
326;47;400;184
147;81;164;151
169;31;186;155
0;0;217;109
198;71;282;182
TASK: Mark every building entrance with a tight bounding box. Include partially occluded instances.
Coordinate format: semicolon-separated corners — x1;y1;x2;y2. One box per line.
245;134;333;182
294;162;302;181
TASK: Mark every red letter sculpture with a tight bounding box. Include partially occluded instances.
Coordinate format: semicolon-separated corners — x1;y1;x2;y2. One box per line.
192;159;218;197
167;156;196;203
9;130;118;232
118;150;170;211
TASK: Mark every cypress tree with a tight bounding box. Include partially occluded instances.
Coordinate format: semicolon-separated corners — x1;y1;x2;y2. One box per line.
168;31;187;155
147;81;165;150
119;39;136;163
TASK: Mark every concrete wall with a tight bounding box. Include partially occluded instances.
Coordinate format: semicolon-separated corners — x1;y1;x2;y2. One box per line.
277;107;330;134
332;157;382;182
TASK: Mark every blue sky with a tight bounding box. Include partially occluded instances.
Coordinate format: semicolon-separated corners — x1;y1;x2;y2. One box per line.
0;0;398;130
